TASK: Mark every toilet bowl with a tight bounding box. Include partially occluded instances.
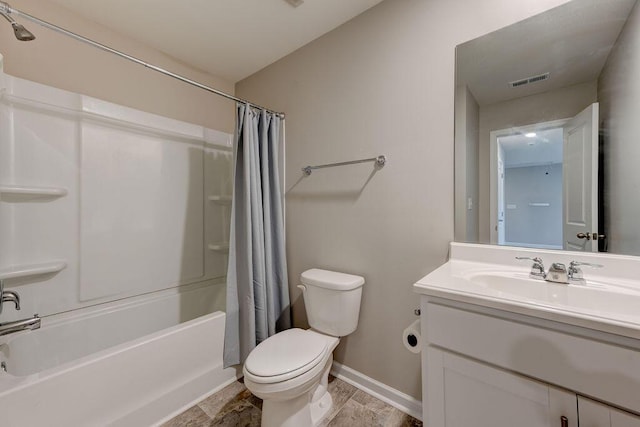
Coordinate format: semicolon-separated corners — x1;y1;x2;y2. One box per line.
243;269;364;427
243;329;339;427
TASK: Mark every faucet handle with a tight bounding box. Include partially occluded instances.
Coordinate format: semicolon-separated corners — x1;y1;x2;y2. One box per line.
516;256;544;265
516;256;546;278
569;261;603;269
568;261;603;283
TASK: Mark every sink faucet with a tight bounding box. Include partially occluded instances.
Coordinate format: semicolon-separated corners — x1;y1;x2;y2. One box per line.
516;257;604;285
516;256;546;279
545;263;568;284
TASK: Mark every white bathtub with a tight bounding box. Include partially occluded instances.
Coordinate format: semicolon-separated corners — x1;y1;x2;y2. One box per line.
0;282;238;426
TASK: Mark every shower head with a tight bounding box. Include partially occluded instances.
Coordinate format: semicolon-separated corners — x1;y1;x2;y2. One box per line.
0;2;35;41
10;21;35;41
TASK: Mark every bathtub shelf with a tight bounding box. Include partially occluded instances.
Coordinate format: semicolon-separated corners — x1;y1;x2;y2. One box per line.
208;243;230;252
0;261;67;281
207;195;232;204
0;185;68;199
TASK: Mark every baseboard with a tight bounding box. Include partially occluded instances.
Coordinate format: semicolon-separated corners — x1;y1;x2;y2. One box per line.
330;361;423;421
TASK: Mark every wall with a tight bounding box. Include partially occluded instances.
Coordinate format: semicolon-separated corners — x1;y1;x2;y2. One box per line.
454;86;479;242
478;81;597;242
598;1;640;256
504;164;563;248
0;0;234;132
0;68;233;321
236;0;571;400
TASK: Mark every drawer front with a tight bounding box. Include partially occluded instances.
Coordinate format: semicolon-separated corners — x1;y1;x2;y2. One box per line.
425;302;640;413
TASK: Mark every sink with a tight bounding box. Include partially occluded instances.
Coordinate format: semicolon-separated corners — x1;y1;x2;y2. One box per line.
413;243;640;339
461;270;640;319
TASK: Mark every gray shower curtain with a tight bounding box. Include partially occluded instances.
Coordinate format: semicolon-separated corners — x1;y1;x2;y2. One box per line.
223;103;291;367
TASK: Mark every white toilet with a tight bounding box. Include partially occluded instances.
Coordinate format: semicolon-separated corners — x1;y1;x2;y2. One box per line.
243;268;365;427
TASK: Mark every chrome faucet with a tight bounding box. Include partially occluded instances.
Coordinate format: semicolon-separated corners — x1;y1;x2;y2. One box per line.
0;279;21;314
545;263;568;284
568;261;603;284
516;256;546;279
1;290;20;310
517;257;604;285
0;279;41;336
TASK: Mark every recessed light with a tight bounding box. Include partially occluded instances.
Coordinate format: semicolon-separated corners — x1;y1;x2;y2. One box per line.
525;132;537;138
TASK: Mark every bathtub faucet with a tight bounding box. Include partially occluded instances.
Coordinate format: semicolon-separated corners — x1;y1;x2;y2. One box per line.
0;279;21;314
0;314;40;337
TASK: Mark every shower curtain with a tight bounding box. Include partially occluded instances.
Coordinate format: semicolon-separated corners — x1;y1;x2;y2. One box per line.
224;103;291;367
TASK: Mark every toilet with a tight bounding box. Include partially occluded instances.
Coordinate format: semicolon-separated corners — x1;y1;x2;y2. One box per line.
243;268;365;427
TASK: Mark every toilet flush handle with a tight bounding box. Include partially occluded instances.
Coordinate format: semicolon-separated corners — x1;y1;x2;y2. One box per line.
297;285;306;293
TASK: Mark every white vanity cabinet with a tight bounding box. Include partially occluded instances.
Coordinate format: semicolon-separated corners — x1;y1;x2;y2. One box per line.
420;299;640;427
427;347;578;427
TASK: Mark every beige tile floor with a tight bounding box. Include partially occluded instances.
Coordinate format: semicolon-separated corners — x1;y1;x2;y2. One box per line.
162;376;423;427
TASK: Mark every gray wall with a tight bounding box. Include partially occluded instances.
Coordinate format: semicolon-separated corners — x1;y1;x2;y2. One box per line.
504;164;563;247
0;0;234;132
598;1;640;256
236;0;571;399
478;81;597;242
455;86;480;242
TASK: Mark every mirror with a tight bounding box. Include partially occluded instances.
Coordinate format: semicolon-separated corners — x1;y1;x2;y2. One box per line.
454;0;640;256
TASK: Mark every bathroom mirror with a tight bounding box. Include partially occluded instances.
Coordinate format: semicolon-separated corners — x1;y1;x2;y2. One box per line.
454;0;640;256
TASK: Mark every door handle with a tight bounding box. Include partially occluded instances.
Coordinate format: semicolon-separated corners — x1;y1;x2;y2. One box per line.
576;232;606;240
560;415;568;427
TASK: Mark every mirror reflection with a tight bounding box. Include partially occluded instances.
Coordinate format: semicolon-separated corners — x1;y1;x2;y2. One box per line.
455;0;640;256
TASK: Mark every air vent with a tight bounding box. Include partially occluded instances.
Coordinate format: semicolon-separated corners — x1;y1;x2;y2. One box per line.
509;72;550;88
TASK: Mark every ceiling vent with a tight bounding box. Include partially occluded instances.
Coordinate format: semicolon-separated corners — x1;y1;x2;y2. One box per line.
509;72;550;88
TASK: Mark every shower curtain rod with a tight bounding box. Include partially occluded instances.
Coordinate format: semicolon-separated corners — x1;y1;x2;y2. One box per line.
0;2;285;118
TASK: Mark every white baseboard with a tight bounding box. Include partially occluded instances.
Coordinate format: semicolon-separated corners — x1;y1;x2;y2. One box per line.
330;361;423;421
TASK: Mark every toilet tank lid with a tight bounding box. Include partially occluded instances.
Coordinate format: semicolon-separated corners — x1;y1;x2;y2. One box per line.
300;269;364;290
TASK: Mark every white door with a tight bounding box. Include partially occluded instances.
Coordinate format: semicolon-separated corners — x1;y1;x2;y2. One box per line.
563;103;599;252
497;152;506;245
428;349;578;427
578;396;640;427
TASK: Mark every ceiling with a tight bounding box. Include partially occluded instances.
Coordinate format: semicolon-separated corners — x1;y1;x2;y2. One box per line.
456;0;637;106
500;127;563;168
48;0;385;82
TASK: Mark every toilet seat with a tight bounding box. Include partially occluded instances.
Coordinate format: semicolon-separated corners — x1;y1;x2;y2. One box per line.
244;329;329;384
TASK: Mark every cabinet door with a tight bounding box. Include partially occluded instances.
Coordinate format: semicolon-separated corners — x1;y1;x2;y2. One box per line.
578;397;640;427
427;348;578;427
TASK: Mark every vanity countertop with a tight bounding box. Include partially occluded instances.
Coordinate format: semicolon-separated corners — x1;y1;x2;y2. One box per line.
414;242;640;340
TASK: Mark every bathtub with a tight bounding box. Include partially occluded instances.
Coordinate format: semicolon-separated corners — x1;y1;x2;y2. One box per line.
0;281;239;426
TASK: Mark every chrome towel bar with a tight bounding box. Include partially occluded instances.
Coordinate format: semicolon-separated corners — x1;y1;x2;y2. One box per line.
302;155;386;176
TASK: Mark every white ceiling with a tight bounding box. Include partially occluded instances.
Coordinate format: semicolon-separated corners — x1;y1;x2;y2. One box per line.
48;0;385;82
457;0;637;106
500;127;563;168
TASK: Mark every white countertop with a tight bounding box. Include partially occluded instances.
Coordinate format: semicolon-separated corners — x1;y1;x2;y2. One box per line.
413;243;640;340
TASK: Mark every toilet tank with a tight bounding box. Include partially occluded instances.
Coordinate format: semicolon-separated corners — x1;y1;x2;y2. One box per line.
300;269;364;337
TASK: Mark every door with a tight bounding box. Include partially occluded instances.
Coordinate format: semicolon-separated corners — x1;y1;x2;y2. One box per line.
578;396;640;427
563;103;599;252
497;151;506;245
428;348;578;427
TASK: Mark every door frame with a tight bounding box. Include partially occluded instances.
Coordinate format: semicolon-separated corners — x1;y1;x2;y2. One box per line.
489;119;569;245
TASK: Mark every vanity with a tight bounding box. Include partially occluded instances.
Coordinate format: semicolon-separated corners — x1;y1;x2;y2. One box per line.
434;0;640;423
414;243;640;427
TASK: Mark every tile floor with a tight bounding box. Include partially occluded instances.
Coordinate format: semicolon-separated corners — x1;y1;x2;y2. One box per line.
162;376;423;427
